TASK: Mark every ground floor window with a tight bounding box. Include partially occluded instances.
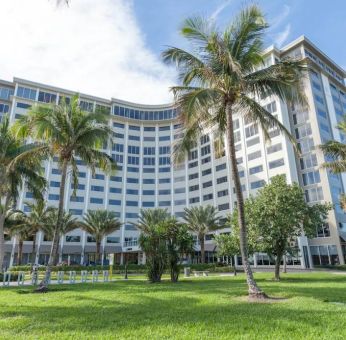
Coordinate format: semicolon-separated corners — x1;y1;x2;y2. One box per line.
310;245;339;265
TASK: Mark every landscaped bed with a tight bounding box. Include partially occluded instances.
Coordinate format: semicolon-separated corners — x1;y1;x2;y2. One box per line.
0;272;345;339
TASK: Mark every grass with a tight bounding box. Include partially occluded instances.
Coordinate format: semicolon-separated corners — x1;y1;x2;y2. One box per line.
0;272;345;339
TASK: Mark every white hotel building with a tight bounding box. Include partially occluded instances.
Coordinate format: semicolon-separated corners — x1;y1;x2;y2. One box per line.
1;36;346;268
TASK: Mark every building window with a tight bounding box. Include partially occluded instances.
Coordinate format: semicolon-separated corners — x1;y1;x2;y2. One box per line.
218;203;229;211
249;165;263;175
66;235;81;242
90;197;103;204
142;202;155;207
91;185;104;192
216;176;227;184
203;193;213;201
189;173;198;181
250;180;265;189
248;150;261;161
109;200;121;205
269;158;285;169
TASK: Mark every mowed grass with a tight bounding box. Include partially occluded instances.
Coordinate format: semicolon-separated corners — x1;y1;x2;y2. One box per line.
0;272;345;339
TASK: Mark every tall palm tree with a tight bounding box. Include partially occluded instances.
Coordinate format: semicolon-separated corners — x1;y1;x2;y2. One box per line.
24;200;55;263
0;116;46;270
13;95;116;289
42;208;80;264
162;6;306;297
183;205;220;264
80;210;121;264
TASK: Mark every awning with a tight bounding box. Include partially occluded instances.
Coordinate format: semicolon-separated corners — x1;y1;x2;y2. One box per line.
104;245;122;254
62;245;83;254
84;245;97;253
12;244;35;253
4;243;13;252
204;244;218;252
39;244;52;253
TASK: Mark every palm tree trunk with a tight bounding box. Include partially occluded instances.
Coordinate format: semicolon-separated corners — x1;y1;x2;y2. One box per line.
96;241;101;264
39;159;68;291
226;103;265;298
0;193;11;271
17;239;23;265
199;236;205;264
0;214;5;271
31;233;36;264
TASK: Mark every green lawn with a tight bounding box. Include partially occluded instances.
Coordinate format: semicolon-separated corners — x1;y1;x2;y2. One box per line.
0;272;345;339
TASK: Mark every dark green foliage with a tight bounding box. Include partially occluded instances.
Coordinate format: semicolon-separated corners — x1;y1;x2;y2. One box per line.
245;175;332;280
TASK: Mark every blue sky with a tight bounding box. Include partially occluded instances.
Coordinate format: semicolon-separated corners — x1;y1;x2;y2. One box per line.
0;0;345;104
134;0;346;67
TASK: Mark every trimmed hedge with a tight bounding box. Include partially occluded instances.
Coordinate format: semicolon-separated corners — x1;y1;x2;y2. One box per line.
0;273;19;282
315;264;346;271
10;263;236;274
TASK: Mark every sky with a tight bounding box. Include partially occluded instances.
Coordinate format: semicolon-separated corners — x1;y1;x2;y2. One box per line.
0;0;345;104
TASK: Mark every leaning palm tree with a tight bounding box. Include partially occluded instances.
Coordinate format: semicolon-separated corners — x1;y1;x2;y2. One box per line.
183;205;220;264
162;5;306;297
80;210;121;264
13;95;116;290
24;200;56;263
0;116;46;270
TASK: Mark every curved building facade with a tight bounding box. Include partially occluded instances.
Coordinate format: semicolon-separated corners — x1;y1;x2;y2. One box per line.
1;36;346;268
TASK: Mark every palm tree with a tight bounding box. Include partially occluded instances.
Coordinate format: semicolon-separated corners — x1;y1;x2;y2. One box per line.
24;200;55;263
183;205;220;264
162;5;306;298
13;95;116;289
42;208;80;264
320;116;346;211
134;209;171;282
0;116;46;270
80;210;121;264
4;208;27;266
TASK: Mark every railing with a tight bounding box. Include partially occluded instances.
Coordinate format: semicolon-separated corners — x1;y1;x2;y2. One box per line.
123;240;138;247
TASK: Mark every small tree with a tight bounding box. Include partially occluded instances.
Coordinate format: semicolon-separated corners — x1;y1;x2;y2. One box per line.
214;233;239;275
164;218;194;282
183;205;220;263
80;210;121;264
135;209;170;283
247;175;332;280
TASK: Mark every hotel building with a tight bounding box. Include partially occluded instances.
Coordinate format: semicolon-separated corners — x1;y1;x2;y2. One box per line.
1;36;346;268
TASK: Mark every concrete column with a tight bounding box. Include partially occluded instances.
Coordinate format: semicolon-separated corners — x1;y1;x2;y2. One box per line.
120;252;124;265
234;255;238;267
253;253;258;268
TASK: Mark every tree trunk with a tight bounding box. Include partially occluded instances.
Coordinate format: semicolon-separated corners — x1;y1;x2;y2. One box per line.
31;233;37;264
96;241;101;264
274;253;282;281
38;159;68;291
226;103;265;298
0;193;11;271
0;214;5;271
17;239;23;266
200;236;205;264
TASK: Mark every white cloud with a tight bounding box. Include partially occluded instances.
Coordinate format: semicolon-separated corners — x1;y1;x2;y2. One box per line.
0;0;176;104
210;0;232;21
274;24;291;48
268;5;290;31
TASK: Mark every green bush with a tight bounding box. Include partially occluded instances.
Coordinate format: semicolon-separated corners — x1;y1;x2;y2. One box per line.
315;264;346;271
0;273;19;282
10;264;147;274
